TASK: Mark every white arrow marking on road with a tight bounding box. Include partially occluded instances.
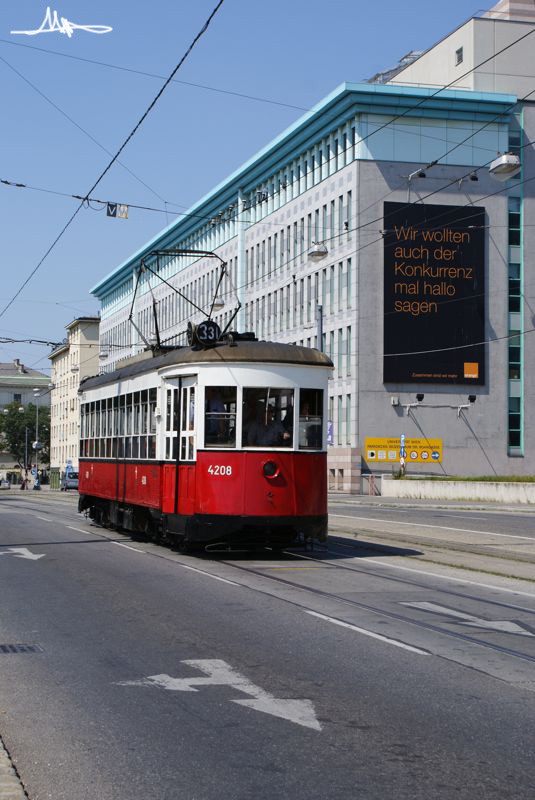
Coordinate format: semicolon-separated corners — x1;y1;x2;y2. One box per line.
0;547;45;561
401;601;535;637
117;659;321;731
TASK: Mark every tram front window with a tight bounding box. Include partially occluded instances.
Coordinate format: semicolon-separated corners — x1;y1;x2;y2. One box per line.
204;386;237;448
242;388;293;448
299;388;323;449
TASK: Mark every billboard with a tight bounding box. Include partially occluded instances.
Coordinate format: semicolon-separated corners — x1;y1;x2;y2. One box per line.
383;201;485;384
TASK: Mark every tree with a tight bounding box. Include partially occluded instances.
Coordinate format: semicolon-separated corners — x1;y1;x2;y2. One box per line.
0;403;50;469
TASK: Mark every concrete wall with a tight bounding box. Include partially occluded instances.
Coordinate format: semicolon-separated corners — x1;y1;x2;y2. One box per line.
388;18;535;97
388;20;476;90
382;476;535;503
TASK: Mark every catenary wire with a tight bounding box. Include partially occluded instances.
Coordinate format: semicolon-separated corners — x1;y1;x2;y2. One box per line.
3;19;530;244
0;53;169;205
0;37;308;113
1;15;530;338
3;16;531;354
0;0;225;323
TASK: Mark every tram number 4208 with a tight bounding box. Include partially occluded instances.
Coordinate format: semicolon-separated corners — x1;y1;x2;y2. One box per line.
208;465;233;476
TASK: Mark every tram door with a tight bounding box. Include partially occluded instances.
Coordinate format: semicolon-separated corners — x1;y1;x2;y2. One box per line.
162;376;197;516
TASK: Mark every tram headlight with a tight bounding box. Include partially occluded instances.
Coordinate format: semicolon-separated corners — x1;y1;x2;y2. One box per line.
262;460;279;478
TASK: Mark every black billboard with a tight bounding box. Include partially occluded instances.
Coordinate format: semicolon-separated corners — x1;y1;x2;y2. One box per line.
383;201;485;385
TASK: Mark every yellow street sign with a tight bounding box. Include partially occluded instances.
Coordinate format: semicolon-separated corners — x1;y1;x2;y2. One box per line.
365;437;442;464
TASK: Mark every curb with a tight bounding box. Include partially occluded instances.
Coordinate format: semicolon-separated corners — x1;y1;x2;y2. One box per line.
328;495;535;514
0;738;27;799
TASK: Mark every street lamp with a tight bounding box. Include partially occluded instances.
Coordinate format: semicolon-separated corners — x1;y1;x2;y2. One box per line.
488;152;521;181
32;388;42;490
308;242;329;262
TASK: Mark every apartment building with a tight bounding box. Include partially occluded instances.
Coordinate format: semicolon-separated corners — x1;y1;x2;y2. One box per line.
49;317;99;487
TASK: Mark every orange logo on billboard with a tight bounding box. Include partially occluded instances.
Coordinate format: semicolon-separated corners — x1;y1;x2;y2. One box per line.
464;362;479;379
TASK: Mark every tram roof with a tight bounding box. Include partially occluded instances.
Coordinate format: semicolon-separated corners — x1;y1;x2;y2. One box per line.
80;341;333;391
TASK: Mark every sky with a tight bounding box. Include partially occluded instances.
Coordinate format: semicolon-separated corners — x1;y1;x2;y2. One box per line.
0;0;490;372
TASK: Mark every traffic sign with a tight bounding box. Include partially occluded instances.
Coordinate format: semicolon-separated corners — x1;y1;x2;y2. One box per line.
365;437;442;463
107;202;128;219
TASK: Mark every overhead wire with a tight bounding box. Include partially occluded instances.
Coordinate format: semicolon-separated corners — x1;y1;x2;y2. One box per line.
1;12;530;340
3;14;533;362
0;37;308;113
0;54;169;205
0;0;225;323
3;19;532;243
6;140;534;357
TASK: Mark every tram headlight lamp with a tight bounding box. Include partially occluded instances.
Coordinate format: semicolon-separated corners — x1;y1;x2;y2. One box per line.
262;460;279;478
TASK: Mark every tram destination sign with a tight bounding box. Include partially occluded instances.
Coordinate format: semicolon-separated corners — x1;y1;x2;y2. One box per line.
383;201;485;385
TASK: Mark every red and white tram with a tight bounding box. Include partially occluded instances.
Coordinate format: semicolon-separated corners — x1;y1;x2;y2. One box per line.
78;339;332;551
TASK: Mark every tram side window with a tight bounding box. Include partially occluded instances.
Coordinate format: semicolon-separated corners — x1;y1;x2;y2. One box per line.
79;404;85;457
204;387;237;448
80;389;158;460
298;389;323;450
242;388;293;448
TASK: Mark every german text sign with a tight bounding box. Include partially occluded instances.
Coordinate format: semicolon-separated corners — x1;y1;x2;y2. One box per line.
365;437;442;463
383;202;485;385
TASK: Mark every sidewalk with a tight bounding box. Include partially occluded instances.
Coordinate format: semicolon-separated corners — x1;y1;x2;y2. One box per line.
0;737;27;799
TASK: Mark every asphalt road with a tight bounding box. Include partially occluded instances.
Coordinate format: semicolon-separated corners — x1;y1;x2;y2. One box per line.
1;493;535;799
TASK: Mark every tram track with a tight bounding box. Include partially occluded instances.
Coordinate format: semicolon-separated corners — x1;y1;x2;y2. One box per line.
199;543;535;665
5;494;535;673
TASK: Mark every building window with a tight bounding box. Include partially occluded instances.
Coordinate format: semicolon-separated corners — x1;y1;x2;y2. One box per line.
508;263;521;312
508;330;521;380
13;393;22;403
455;47;463;66
508;396;521;448
508;196;521;246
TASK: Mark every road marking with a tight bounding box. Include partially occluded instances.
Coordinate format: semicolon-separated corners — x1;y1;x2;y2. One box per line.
116;658;321;731
34;515;52;521
401;601;535;637
66;525;102;536
262;566;324;570
304;610;430;655
345;555;535;599
178;563;239;586
111;541;145;553
0;547;45;561
330;514;535;541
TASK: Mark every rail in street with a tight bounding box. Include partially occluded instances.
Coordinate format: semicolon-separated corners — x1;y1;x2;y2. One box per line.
1;492;535;798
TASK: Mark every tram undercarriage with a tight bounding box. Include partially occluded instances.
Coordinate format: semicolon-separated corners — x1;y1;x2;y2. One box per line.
79;494;327;552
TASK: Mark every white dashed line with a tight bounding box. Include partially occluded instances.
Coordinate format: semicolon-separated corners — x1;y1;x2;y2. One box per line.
330;514;535;541
66;525;101;535
179;563;239;586
112;541;145;553
304;610;429;655
359;557;535;599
